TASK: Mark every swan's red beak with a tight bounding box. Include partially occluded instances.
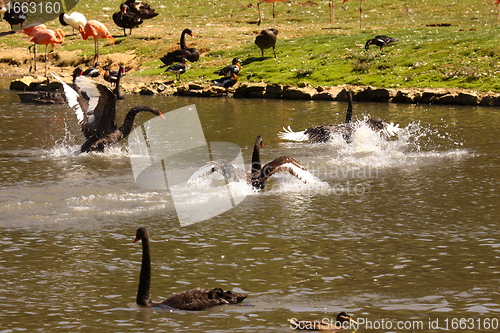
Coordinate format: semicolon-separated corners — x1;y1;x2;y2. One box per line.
133;237;140;243
159;112;165;119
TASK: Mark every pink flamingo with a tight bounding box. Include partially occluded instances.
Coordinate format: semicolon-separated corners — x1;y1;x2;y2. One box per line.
257;0;286;27
28;28;65;74
21;23;48;72
78;20;115;63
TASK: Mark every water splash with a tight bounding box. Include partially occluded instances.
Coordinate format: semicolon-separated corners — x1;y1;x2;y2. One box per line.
324;117;469;172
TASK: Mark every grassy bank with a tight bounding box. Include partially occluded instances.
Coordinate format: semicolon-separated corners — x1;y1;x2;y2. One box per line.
1;0;500;92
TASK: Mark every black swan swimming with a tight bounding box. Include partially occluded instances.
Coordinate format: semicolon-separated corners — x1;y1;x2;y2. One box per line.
123;0;158;20
365;35;398;50
288;311;357;331
160;28;200;66
255;29;278;58
113;3;143;36
52;73;163;153
165;58;188;81
279;91;400;143
133;228;247;310
189;135;317;190
214;58;242;76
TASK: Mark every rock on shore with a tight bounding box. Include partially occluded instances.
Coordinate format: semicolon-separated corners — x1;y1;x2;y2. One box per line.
10;76;500;106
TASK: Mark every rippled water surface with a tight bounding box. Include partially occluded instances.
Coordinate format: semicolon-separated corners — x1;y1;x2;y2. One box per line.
1;77;499;332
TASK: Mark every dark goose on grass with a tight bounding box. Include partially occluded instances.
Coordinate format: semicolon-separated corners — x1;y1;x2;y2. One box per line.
189;135;317;190
255;29;278;58
52;73;163;153
365;35;398;50
134;228;247;310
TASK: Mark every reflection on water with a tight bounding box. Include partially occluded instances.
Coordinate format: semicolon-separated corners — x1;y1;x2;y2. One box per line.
1;77;499;332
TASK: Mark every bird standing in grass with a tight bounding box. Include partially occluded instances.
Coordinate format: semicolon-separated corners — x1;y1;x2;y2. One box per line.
255;29;278;58
365;35;398;50
4;7;27;31
28;28;65;75
78;20;115;63
166;58;188;81
113;3;142;36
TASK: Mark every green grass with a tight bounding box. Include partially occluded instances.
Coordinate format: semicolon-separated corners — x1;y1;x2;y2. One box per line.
2;0;500;92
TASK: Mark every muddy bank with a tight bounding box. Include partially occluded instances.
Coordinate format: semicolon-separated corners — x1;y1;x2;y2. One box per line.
10;74;500;107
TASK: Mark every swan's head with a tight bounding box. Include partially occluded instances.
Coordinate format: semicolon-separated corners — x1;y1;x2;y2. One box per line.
255;135;264;148
133;228;149;243
366;117;400;137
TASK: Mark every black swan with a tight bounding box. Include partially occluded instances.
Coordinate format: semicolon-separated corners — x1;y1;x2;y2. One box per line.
279;91;400;143
52;73;163;153
165;58;188;81
113;3;142;36
133;228;247;310
111;66;125;100
288;311;357;331
365;35;398;50
123;0;158;20
59;12;87;35
4;8;27;31
255;29;278;58
189;135;317;190
214;58;242;76
160;28;200;66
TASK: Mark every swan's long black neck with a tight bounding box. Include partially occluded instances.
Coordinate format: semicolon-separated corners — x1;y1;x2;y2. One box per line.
137;236;152;306
345;91;353;124
180;30;188;49
251;137;262;174
119;105;159;138
114;67;124;100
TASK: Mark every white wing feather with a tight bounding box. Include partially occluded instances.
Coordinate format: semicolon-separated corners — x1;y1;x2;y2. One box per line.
51;73;85;125
73;76;101;124
278;126;309;142
280;162;319;184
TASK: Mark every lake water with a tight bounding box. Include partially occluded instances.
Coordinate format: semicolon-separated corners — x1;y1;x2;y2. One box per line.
1;76;499;332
